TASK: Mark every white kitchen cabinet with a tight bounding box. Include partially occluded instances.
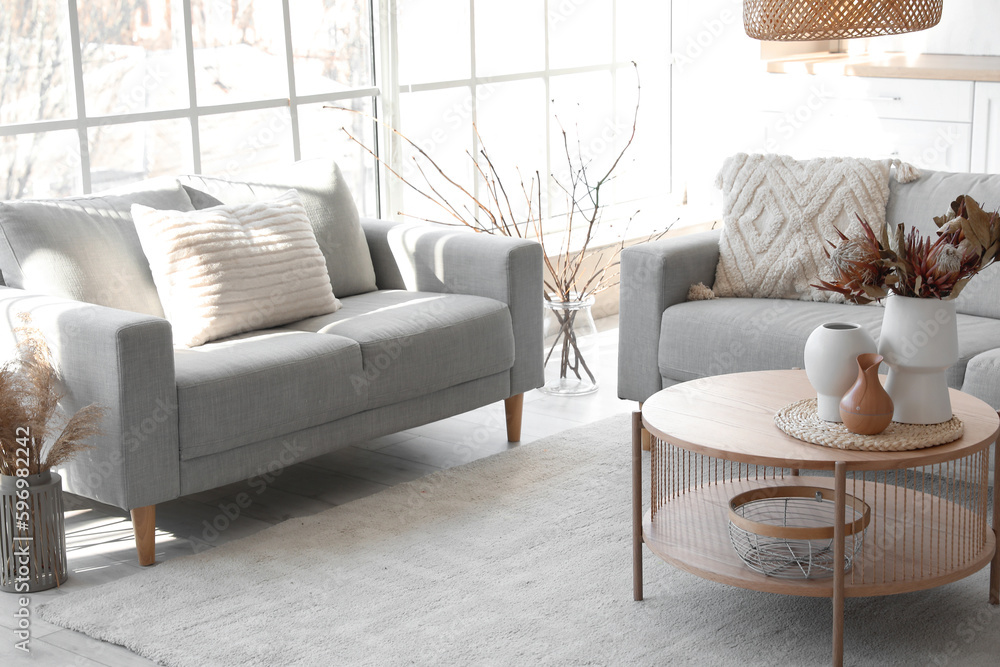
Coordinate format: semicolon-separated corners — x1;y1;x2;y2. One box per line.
759;73;975;172
972;82;1000;173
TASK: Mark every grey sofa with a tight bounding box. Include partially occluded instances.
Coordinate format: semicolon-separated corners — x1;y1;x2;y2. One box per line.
0;158;543;565
618;168;1000;412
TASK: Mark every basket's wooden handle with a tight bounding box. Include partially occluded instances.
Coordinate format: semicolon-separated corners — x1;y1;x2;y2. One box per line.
728;485;872;541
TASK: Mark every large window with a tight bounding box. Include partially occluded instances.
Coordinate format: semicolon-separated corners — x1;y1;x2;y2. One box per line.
390;0;671;231
1;1;669;227
1;0;378;213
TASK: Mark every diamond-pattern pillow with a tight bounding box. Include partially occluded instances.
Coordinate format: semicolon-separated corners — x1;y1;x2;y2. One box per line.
713;154;901;302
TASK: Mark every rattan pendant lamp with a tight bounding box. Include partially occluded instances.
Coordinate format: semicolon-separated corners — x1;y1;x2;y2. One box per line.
744;0;943;41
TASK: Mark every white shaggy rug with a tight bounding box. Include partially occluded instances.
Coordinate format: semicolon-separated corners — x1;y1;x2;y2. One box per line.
38;415;1000;666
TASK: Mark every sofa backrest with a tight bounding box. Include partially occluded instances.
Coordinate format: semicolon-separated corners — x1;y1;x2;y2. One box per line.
886;169;1000;320
177;159;378;298
0;180;196;317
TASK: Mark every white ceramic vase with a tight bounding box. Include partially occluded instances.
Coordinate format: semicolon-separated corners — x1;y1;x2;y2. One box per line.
804;322;877;422
877;295;958;424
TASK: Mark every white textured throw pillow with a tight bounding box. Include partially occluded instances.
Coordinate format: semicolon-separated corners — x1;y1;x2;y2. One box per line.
713;154;916;302
132;190;341;347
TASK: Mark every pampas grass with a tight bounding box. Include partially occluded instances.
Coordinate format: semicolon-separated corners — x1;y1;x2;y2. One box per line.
0;314;104;476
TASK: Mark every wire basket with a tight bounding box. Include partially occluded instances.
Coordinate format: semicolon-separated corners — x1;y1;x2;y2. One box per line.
728;486;871;579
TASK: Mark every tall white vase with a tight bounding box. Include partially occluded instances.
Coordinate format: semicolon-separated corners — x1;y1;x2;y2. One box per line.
804;322;877;422
877;295;958;424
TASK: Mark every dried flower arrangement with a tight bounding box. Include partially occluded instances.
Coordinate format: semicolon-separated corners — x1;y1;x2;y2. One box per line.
0;316;105;477
333;63;670;392
814;195;1000;303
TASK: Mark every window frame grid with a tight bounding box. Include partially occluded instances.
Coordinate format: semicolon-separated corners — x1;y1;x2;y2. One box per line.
386;0;632;229
0;0;382;217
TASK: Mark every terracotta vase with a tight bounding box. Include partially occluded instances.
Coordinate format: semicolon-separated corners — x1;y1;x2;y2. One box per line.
839;353;894;435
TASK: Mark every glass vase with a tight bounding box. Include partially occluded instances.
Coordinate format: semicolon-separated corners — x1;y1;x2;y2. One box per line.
541;294;599;396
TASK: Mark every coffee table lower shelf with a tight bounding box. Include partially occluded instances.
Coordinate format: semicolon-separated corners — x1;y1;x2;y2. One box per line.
642;475;996;599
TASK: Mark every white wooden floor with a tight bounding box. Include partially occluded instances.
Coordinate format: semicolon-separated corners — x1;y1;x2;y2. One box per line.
0;319;634;666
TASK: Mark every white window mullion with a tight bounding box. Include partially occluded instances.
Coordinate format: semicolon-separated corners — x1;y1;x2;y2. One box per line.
377;0;403;219
543;0;553;223
367;0;382;219
182;0;201;174
66;0;91;193
469;0;480;215
280;0;302;163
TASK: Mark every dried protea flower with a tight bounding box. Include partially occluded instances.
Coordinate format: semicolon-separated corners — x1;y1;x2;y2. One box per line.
957;237;977;258
829;237;881;284
817;196;998;302
936;243;962;274
894;228;980;298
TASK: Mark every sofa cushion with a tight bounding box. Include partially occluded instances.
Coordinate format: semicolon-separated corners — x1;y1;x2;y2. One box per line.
285;290;515;410
0;180;195;316
962;349;1000;410
712;154;895;302
174;330;365;460
658;299;1000;391
132;190;340;347
177;159;378;298
887;169;1000;319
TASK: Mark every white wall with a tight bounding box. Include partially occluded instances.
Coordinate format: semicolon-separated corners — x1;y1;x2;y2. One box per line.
857;0;1000;56
670;0;766;206
670;0;1000;205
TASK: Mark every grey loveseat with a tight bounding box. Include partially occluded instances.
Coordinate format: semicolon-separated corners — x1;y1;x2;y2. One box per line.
0;158;543;565
618;168;1000;412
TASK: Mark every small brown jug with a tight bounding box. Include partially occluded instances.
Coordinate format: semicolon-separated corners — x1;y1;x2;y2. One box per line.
839;353;894;435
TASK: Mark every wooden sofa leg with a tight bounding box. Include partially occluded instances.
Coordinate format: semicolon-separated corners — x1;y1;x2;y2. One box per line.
505;394;524;442
130;505;156;566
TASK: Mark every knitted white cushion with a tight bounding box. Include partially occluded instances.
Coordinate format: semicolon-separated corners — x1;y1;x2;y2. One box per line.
713;154;914;302
131;190;341;347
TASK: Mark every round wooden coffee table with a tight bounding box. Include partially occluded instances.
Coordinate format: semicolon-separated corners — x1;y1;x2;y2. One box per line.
631;370;1000;667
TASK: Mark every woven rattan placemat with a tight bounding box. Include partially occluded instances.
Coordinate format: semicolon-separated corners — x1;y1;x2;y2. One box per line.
774;398;964;452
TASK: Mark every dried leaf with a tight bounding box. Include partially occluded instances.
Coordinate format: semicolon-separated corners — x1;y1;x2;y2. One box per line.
860;284;888;299
948;277;972;300
961;217;985;251
983;241;999;267
894;223;906;261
